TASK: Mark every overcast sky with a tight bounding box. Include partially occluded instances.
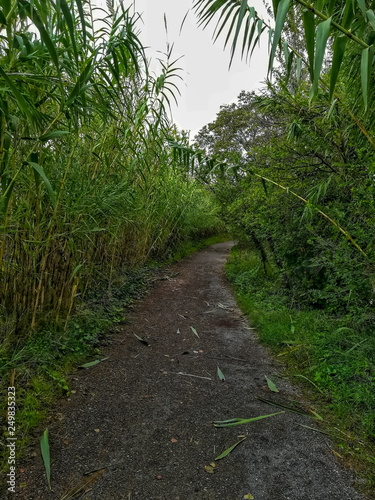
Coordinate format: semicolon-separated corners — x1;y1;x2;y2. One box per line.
131;0;271;140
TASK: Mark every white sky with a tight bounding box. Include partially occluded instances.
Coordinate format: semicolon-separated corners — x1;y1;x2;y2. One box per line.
131;0;271;140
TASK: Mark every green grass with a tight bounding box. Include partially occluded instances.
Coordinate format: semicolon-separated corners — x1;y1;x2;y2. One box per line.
226;245;375;498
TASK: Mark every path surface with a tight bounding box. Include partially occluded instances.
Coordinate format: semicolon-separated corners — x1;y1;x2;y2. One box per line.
14;242;365;500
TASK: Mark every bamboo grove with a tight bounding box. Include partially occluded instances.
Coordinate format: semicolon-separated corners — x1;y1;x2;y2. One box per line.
0;0;220;343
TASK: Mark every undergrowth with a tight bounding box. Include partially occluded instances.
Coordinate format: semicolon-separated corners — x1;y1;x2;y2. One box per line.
0;234;229;477
226;244;375;498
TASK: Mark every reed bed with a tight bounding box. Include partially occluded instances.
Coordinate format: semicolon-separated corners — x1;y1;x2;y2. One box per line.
0;0;220;344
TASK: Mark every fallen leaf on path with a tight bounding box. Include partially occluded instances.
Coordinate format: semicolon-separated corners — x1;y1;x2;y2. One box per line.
176;372;212;380
156;475;163;480
214;412;284;427
204;462;218;474
217;365;225;382
40;429;51;490
79;358;109;369
257;397;320;419
171;437;178;443
133;334;150;346
60;469;105;500
297;423;330;435
244;494;254;499
265;375;279;392
190;326;200;338
215;437;246;460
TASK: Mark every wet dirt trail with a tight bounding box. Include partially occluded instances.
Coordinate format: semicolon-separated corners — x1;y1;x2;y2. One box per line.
14;242;365;500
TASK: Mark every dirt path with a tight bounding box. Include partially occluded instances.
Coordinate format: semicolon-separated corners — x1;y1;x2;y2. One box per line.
13;242;365;500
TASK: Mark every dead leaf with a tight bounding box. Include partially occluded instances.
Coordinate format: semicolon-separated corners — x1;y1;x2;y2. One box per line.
244;495;254;499
60;469;105;500
171;438;178;443
156;475;162;480
133;333;150;346
204;462;218;474
94;429;100;433
331;449;344;459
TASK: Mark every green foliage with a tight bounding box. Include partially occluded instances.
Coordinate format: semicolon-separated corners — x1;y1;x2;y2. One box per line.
194;0;375;109
226;245;375;491
0;0;222;342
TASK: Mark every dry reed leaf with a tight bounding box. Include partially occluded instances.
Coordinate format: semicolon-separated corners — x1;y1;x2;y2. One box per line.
60;469;105;500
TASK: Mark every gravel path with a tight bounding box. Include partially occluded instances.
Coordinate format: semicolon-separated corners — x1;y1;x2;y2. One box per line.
11;242;365;499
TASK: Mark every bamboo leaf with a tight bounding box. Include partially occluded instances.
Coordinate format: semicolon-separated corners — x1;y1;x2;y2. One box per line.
79;358;109;369
70;264;83;281
28;162;56;208
329;35;348;100
302;9;315;81
19;0;61;77
342;0;355;29
283;40;289;66
327;0;336;16
214;411;284;427
66;55;96;107
190;326;200;338
265;375;279;392
361;45;374;110
269;0;290;74
0;64;32;119
312;16;331;98
75;0;86;47
296;56;302;82
40;429;51;490
215;436;246;460
257;396;320;418
59;0;78;63
40;130;70;141
366;9;375;31
0;176;16;214
272;0;281;17
357;0;366;17
217;365;225;381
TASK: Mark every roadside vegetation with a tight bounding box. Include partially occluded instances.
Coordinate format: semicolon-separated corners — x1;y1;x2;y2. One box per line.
0;0;223;468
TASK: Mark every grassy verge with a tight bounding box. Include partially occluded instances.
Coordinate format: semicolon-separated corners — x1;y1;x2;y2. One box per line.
226;244;375;498
0;234;230;476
